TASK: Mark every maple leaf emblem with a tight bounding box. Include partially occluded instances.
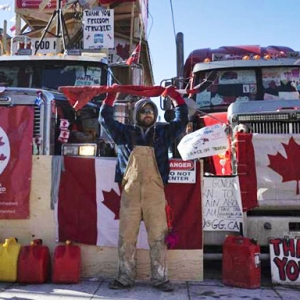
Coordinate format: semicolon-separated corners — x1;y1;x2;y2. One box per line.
102;189;121;219
268;137;300;195
116;43;130;60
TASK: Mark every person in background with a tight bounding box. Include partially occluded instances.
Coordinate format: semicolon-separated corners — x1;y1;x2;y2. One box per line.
99;86;188;292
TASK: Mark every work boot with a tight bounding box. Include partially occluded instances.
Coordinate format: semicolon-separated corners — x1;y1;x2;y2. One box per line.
109;279;132;290
153;280;174;292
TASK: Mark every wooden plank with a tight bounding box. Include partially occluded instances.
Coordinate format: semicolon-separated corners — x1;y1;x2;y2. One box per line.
80;245;203;281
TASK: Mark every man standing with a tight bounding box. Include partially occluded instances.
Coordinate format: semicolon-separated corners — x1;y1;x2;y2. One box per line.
100;86;189;292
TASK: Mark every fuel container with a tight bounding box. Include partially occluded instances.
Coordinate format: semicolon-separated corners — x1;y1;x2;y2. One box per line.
17;239;50;283
222;235;261;289
0;237;21;282
52;241;81;283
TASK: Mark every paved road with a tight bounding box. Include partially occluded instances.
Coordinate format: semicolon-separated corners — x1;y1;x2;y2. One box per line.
0;261;299;299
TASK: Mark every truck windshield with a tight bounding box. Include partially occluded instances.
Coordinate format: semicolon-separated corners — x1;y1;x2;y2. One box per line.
194;66;300;112
0;60;108;90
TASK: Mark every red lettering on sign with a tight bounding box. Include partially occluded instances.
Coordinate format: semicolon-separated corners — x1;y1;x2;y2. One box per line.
169;160;194;171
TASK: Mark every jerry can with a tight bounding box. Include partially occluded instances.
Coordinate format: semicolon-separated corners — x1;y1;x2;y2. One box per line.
222;235;261;289
17;239;50;284
52;240;81;283
0;237;21;282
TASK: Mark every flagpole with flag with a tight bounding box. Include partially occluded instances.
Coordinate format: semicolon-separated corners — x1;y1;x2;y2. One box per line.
126;42;141;66
126;15;143;66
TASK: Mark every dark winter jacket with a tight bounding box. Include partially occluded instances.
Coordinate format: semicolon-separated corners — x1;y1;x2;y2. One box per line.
100;98;189;184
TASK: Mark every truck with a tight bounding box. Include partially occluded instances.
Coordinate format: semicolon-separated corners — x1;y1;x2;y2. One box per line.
1;0;194;281
181;44;300;256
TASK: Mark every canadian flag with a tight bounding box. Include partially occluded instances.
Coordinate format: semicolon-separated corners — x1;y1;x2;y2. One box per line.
58;130;70;143
55;157;202;250
126;44;141;66
236;133;300;209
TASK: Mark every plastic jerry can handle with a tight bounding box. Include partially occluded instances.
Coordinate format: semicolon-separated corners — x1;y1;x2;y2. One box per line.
3;237;18;248
30;239;43;246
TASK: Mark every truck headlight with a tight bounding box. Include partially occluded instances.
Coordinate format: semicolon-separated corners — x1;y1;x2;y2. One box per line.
62;144;97;157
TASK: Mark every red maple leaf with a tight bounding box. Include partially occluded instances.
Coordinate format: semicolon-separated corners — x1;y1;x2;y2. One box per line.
102;189;121;219
268;137;300;195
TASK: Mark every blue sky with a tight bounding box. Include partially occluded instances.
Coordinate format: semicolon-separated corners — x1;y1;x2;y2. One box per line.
1;0;300;86
148;0;300;85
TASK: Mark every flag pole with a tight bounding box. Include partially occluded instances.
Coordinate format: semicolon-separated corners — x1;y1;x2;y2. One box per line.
137;12;143;64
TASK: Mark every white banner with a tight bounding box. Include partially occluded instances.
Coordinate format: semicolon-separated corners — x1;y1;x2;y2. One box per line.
83;9;114;49
202;176;243;232
177;123;229;161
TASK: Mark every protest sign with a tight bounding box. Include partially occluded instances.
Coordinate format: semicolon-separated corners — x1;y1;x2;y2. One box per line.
269;238;300;285
83;9;114;49
202;176;243;232
177;123;229;161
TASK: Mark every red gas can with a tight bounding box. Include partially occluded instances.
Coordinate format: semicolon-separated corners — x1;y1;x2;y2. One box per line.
52;241;81;283
17;239;50;284
222;235;261;289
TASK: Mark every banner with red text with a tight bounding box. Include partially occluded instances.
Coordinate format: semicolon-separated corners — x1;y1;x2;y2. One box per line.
0;106;34;219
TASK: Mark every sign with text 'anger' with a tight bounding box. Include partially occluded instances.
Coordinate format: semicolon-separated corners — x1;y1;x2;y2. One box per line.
168;159;196;183
270;238;300;285
202;176;243;232
83;9;114;49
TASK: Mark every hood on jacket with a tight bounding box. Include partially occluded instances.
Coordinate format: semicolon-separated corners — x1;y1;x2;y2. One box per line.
134;98;158;126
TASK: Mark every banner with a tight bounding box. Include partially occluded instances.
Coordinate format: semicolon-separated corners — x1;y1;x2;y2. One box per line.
177;123;229;161
236;133;300;208
0;106;34;219
15;0;65;9
56;157;202;249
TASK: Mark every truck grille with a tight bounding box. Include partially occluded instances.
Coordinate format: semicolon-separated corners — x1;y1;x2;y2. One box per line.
235;112;300;134
247;122;300;134
34;105;41;136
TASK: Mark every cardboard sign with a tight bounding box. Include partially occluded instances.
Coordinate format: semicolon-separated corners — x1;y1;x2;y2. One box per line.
83;9;114;49
269;238;300;285
202;176;243;232
168;159;196;184
177;123;229;161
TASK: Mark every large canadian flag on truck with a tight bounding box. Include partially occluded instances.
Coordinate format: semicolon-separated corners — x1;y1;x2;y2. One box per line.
236;133;300;208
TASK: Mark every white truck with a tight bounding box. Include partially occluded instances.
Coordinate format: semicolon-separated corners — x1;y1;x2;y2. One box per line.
183;45;300;256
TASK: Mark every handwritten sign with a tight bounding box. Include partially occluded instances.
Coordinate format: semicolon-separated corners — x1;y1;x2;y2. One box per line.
83;9;114;49
269;238;300;285
177;123;229;161
202;176;243;232
168;159;196;183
